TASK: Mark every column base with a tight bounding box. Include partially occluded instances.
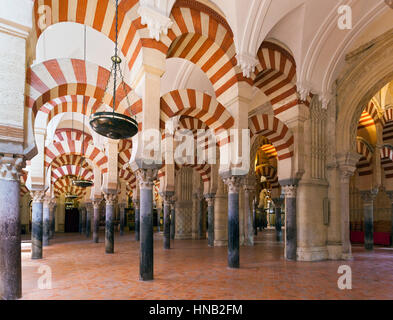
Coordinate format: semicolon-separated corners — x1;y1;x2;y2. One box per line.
327;244;343;260
297;246;328;261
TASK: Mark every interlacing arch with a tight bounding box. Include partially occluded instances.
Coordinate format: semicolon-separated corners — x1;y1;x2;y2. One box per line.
26;58;142;122
358;102;379;130
51;154;90;170
254;41;310;116
356;137;374;177
248;114;294;161
160;0;248;99
256;165;279;190
53;128;93;144
382;107;393;143
118;139;133;170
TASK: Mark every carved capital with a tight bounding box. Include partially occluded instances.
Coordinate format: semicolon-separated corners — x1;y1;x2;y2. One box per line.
360;189;378;204
160;191;174;205
236;53;258;78
282;185;297;198
104;193;117;206
223;176;243;194
135;169;157;190
30;190;46;203
92;199;101;209
0;155;25;181
204;193;216;207
138;5;173;41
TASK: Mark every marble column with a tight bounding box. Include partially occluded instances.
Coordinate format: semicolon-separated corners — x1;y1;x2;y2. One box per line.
339;169;354;260
134;198;140;241
253;198;258;236
49;200;56;239
81;206;86;235
223;176;243;269
119;203;126;236
243;185;254;246
161;192;173;249
104;193;117;254
43;198;50;247
31;190;46;260
170;197;177;240
92;199;101;243
386;191;393;247
136;169;157;281
196;193;204;239
85;203;92;238
273;197;284;242
0;156;24;300
360;189;378;251
79;207;83;234
205;194;215;247
283;184;297;261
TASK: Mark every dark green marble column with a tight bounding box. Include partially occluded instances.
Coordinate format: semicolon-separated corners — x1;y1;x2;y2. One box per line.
160;192;174;250
283;184;297;261
31;191;45;260
273;197;284;242
104;193;117;254
204;194;215;247
43;199;50;247
92;199;101;243
0;157;24;300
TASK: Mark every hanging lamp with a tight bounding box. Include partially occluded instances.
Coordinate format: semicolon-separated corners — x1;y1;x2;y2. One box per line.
73;25;94;188
89;0;138;140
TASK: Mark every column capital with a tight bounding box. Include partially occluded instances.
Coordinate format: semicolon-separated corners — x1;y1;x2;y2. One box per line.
160;191;174;205
223;176;244;194
138;5;173;41
282;185;297;198
135;168;158;190
193;192;204;201
337;152;361;183
92;199;101;209
30;190;46;203
103;193;117;206
0;154;25;181
360;189;378;204
204;193;216;206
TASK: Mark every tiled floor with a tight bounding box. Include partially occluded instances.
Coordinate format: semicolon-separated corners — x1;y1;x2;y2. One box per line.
20;230;393;300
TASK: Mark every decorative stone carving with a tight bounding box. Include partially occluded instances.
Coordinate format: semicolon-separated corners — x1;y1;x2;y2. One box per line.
160;192;174;205
236;53;258;78
0;155;24;181
296;82;312;101
135;169;157;190
282;185;297;198
30;190;46;203
104;193;117;206
223;176;243;194
204;194;215;207
138;5;173;41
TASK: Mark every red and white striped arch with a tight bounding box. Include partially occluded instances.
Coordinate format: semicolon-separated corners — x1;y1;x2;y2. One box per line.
160;0;247;99
54;176;86;198
249;114;294;161
381;146;393;179
356;139;373;177
382;108;393;143
161;89;234;137
254;42;309;116
358;102;379;130
118;139;133;170
32;0;147;69
256;166;279;190
26;58;142;120
45;140;108;172
51;165;93;184
51;154;90;170
54;128;93;144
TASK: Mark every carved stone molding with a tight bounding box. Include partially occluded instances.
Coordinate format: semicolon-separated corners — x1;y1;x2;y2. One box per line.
104;193;117;206
30;190;46;203
138;5;173;41
223;176;243;194
282;185;297;198
0;154;25;181
236;53;258;78
135;168;158;190
360;189;378;204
